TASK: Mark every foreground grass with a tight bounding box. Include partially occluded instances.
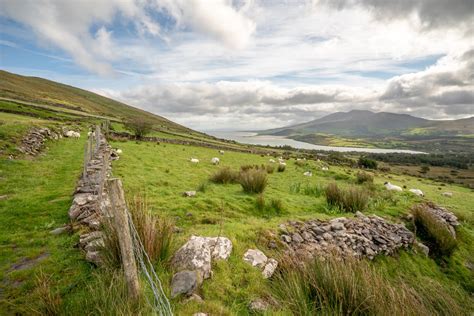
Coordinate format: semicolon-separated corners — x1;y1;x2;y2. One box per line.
111;140;474;314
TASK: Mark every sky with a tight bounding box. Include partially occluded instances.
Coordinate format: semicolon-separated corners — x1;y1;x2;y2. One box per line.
0;0;473;131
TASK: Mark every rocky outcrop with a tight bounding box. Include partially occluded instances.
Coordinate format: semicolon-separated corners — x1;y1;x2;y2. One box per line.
18;127;62;156
420;203;459;238
280;212;414;260
243;249;278;279
171;236;232;298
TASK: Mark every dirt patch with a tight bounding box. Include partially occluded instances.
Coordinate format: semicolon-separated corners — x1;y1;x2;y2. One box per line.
10;252;50;271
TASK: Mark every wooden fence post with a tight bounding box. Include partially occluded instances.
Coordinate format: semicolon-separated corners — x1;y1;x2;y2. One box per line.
107;178;140;301
83;142;89;181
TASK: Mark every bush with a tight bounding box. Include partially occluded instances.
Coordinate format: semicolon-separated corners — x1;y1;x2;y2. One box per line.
239;169;268;193
412;204;457;257
356;171;373;184
325;182;344;208
277;164;286;172
124;117;153;139
210;167;238;184
343;187;369;213
272;255;464;316
358;156;378;169
325;183;368;213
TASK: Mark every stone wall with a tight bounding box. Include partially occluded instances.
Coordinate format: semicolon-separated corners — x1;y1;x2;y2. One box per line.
18;127;62;156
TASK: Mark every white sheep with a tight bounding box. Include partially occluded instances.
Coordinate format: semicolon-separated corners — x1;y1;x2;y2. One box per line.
384;182;402;192
116;149;123;154
321;166;329;171
409;189;424;197
279;162;287;166
211;157;220;165
269;159;276;163
442;192;453;197
87;131;92;137
303;171;312;177
190;158;199;163
65;131;81;138
219;150;225;155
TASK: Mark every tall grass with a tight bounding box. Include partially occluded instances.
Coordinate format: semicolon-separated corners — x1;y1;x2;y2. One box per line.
239;169;268;194
325;183;368;213
412;204;457;257
277;164;286;172
272;255;464;315
129;194;174;263
29;269;62;315
210;167;238;184
356;171;373;184
254;194;285;216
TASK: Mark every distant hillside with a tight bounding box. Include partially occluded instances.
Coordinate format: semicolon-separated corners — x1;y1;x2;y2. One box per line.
261;110;474;137
0;70;196;134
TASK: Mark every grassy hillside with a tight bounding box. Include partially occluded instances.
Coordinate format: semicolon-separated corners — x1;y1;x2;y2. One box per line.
0;70;199;135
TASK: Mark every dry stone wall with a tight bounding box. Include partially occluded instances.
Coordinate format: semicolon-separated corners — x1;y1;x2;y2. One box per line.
18;127;62;155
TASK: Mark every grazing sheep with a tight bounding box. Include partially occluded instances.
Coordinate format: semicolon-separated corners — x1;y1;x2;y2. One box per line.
211;157;220;165
442;192;453;197
65;131;81;138
269;159;276;163
321;166;329;171
303;171;312;177
384;182;402;192
219;150;225;155
116;149;123;154
190;158;199;163
87;131;92;137
409;189;424;197
279;162;287;166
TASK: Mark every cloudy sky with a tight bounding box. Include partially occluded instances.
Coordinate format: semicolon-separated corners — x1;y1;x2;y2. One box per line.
1;0;473;131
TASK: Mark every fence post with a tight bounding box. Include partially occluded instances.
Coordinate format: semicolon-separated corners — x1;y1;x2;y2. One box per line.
83;142;89;181
107;178;140;301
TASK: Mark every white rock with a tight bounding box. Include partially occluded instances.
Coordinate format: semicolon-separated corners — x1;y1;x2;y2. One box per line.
190;158;199;163
243;249;268;269
442;192;453;197
116;149;123;154
321;166;329;171
303;171;312;177
262;258;278;278
269;159;276;163
183;191;196;197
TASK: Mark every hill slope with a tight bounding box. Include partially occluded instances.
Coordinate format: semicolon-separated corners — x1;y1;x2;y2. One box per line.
261;110;473;137
0;70;194;134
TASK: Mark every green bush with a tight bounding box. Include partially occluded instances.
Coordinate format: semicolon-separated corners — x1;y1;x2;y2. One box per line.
325;183;368;213
356;171;373;184
239;169;268;193
210;167;238;184
277;164;286;172
412;204;457;257
358;156;378;169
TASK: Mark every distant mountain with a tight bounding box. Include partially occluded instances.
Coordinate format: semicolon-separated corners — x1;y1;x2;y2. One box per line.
260;110;473;137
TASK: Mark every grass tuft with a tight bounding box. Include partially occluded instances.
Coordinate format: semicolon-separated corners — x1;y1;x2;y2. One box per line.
356;171;373;184
277;164;286;172
239;169;268;194
210;167;238;184
325;183;368;212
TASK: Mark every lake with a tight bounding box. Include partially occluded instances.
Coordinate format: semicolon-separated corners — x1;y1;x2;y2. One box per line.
207;131;424;154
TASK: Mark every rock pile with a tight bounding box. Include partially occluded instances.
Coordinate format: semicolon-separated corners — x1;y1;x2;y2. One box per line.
18;127;61;155
171;236;232;298
242;249;278;278
280;212;414;260
68;129;113;265
419;203;459;238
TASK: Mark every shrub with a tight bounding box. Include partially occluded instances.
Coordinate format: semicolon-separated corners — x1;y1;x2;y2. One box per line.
210;167;238;184
412;204;457;257
325;182;344;208
325;183;368;212
265;164;275;174
277;164;286;172
420;165;430;174
342;187;369;212
358;156;378;169
356;171;373;184
124;117;153;139
240;164;254;172
239;169;268;193
271;255;463;316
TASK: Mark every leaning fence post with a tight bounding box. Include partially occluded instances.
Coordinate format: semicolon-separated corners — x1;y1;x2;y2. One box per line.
107;178;140;301
83;142;89;181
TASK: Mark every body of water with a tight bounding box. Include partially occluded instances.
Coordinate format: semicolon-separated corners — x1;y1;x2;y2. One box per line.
207;131;424;154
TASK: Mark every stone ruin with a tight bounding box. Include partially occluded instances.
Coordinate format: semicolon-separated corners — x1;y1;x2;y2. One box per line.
18;127;62;156
417;203;460;238
280;212;414;260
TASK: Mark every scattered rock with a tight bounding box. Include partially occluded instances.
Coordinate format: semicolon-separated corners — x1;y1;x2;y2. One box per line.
415;241;429;257
442;192;453;197
18;127;61;156
249;298;270;312
50;226;69;235
171;270;199;298
262;258;278;279
10;253;49;271
243;249;268;268
183;191;196;197
185;293;204;303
